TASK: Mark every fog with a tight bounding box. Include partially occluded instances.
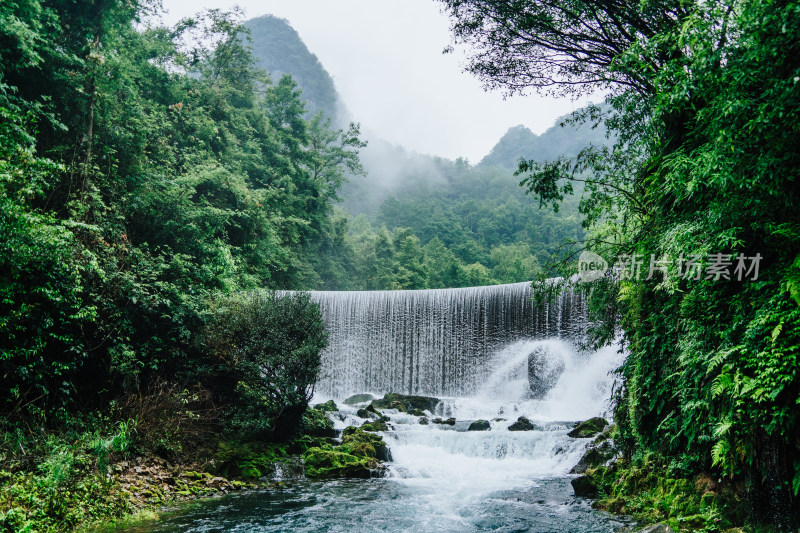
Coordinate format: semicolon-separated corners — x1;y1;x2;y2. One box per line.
158;0;597;162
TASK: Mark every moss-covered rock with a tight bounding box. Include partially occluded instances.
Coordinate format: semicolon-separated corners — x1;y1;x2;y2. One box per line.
304;426;391;477
370;393;440;413
213;441;290;479
360;420;388;432
567;417;608;438
343;393;374;405
581;459;751;531
313;400;338;412
356;407;377;419
302;446;378;479
432;417;456;425
508;416;538;431
468;420;491;431
340;426;391;461
419;417;429;425
569;441;616;474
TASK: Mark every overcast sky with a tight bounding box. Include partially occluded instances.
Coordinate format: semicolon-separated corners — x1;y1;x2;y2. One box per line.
158;0;596;162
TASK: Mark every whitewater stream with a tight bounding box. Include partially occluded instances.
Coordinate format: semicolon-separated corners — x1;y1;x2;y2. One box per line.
113;284;633;532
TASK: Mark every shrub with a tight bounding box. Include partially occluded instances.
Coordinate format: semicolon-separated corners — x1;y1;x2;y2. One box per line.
201;291;327;440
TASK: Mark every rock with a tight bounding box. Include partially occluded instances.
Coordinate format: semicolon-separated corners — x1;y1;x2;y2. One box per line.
304;427;391;478
419;417;429;425
433;417;456;425
356;408;378;419
360;420;388;432
528;345;566;399
408;408;426;417
468;420;491;431
508;416;537;431
370;393;440;413
342;428;392;462
492;418;507;422
593;423;617;444
313;400;338;412
343;393;375;405
303;447;378;479
569;441;616;474
568;417;608;438
340;428;392;461
571;475;599;497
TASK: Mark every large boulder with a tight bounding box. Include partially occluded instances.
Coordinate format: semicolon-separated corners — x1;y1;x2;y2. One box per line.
571;475;598;497
302;447;379;479
342;427;392;462
343;393;374;405
508;416;538;431
568;417;608;438
304;426;392;478
528;346;566;399
569;440;616;474
360;420;388;432
370;393;440;413
468;420;491;431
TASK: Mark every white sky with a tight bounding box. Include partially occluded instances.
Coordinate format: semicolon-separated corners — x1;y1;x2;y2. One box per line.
157;0;595;162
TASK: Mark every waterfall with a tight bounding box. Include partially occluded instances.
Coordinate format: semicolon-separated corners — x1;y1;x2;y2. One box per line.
310;281;586;398
137;283;630;533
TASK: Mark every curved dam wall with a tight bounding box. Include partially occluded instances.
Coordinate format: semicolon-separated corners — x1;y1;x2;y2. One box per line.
309;282;586;398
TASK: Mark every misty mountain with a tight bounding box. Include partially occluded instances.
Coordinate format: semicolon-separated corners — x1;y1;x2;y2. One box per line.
479;118;608;169
243;13;602;261
245;14;346;122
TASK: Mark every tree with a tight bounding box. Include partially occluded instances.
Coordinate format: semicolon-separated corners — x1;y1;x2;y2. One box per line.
489;243;540;284
440;0;690;97
201;292;327;440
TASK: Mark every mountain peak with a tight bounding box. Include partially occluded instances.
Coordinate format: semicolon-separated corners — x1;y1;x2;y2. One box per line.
245;14;346;123
480;115;606;169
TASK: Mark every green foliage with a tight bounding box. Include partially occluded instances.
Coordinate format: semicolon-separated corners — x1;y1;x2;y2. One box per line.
587;461;749;532
201;291;327;440
444;0;800;525
0;0;364;436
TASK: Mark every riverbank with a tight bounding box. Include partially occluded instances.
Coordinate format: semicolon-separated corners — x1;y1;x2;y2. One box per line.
571;447;761;532
0;435;317;532
0;403;328;531
0;399;401;532
0;454;272;532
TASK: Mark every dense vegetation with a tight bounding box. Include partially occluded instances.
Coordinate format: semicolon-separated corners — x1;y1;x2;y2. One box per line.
0;3;356;527
442;0;800;528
